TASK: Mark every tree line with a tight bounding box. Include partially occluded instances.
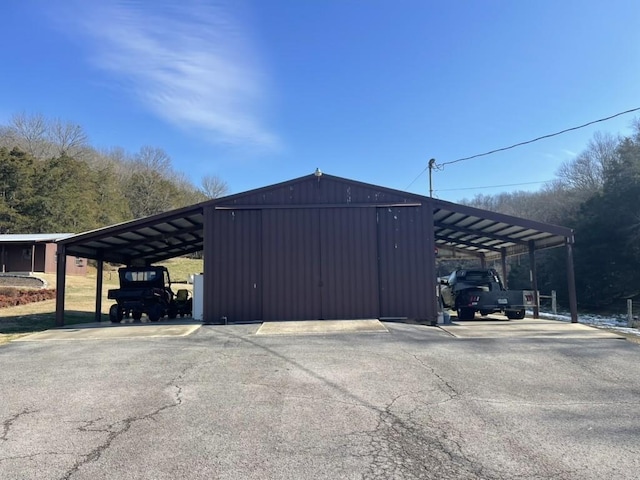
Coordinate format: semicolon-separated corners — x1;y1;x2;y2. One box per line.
0;113;228;234
460;121;640;311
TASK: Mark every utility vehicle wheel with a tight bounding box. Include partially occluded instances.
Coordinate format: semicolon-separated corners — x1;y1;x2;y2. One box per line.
479;310;491;317
506;309;526;320
148;304;163;322
132;310;142;321
109;304;123;323
457;307;475;321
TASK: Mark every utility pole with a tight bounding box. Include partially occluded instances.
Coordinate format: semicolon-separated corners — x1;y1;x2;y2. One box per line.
428;158;436;197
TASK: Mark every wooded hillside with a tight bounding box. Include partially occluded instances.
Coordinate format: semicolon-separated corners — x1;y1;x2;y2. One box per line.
0;113;228;234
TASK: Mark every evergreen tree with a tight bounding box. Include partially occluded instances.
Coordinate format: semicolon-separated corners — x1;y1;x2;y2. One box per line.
0;147;36;233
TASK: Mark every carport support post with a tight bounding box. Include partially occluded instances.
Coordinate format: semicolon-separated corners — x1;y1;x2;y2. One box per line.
529;241;539;319
55;244;67;327
94;256;104;322
202;205;216;324
566;238;578;323
501;248;508;289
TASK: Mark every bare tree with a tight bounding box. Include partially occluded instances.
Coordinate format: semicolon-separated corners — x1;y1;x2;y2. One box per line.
200;173;229;199
556;131;618;194
9;112;48;158
49;118;89;158
133;146;173;173
3;113;90;160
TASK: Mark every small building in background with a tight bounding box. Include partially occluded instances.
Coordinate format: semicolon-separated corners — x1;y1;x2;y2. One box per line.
0;234;87;275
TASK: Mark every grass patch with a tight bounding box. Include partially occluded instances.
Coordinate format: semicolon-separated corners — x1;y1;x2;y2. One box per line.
156;257;203;283
0;257;203;344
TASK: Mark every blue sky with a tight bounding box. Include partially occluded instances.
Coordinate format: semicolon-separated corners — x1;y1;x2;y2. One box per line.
2;0;639;202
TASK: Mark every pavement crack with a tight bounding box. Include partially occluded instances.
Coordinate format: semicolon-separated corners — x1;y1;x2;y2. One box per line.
0;452;76;463
60;366;190;480
359;395;487;480
411;353;460;403
2;409;37;442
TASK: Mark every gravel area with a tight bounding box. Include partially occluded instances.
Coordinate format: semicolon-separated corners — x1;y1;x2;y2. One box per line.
0;275;46;288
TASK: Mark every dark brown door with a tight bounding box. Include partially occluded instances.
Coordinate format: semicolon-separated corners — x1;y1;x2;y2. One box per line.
262;209;322;320
318;208;379;319
210;209;262;322
377;206;430;318
262;208;379;320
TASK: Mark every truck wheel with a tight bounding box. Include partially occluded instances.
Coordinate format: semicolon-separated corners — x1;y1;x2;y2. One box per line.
457;307;475;321
506;310;526;320
148;304;163;322
109;304;123;323
132;310;142;321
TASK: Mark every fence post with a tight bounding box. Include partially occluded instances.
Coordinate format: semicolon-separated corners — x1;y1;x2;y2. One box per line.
551;290;557;315
628;299;633;328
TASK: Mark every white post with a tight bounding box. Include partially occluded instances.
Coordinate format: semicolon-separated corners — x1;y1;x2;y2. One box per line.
628;299;633;328
551;290;557;315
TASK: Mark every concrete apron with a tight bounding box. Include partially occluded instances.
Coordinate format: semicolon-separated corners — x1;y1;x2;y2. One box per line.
15;319;388;342
256;319;389;336
15;321;202;342
439;318;623;339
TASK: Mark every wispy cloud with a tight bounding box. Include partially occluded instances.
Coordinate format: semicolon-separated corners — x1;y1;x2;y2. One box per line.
63;0;278;149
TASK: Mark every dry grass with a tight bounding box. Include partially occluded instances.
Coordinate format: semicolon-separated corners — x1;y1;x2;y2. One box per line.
0;257;203;343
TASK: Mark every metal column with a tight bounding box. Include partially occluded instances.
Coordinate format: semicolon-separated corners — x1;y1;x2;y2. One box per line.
566;238;578;323
55;244;67;327
500;247;508;289
94;256;104;322
528;241;539;319
202;205;216;324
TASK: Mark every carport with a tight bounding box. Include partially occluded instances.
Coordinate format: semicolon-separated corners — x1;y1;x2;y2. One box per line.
55;173;577;326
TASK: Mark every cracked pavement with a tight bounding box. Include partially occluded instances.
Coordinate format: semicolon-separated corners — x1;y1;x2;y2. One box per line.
1;321;640;479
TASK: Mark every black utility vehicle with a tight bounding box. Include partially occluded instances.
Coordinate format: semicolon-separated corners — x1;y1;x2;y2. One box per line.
107;266;177;323
439;268;534;320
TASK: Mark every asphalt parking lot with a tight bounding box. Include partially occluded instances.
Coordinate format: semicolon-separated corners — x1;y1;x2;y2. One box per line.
2;319;640;480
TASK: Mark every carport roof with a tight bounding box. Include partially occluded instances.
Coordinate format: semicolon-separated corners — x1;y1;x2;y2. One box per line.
58;173;574;265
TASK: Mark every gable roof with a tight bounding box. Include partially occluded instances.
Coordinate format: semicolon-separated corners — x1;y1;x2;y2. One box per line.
58;173;573;265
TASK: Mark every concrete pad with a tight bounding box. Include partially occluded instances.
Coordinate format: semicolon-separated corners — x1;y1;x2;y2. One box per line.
15;322;201;341
256;319;389;336
439;318;623;339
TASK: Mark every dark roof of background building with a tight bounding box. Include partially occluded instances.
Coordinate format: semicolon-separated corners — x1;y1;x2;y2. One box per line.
0;234;75;243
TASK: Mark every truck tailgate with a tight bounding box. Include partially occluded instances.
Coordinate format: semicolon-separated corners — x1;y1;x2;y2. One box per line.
476;290;535;309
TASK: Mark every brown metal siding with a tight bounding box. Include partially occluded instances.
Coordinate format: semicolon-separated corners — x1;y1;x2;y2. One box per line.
262;209;322;320
4;245;32;271
210;210;262;322
226;176;410;207
318;208;379;319
377;206;430;319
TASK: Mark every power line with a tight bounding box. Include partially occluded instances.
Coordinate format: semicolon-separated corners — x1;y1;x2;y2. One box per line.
434;180;553;193
439;107;640;167
406;106;640;189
